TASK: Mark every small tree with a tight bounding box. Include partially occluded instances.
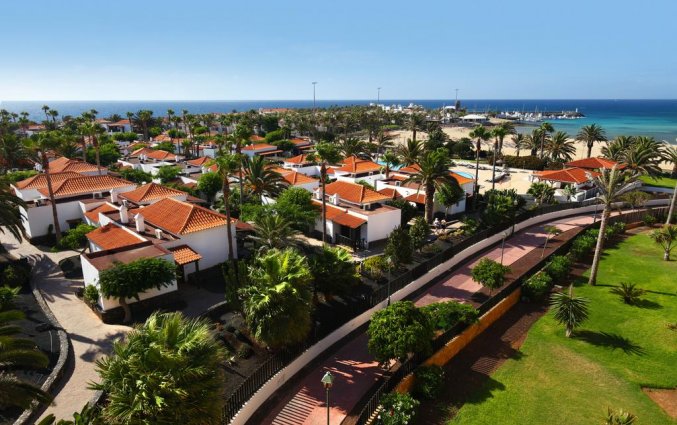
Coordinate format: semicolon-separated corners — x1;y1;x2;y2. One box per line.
197;171;221;203
620;190;651;210
378;392;420;425
409;217;430;253
155;165;181;183
384;226;413;265
310;246;360;297
471;258;511;295
527;182;555;206
367;301;433;365
649;225;677;261
119;168;153;184
386;198;418;226
98;258;176;323
550;286;589;337
58;224;96;251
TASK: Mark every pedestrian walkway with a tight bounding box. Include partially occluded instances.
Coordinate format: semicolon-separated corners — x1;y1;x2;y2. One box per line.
0;233;130;421
258;214;596;425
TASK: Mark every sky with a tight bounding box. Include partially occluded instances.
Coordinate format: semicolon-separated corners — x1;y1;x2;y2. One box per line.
1;0;676;101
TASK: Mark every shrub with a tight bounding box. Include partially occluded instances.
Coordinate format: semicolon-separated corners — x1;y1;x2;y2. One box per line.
522;272;553;300
413;365;444;400
569;234;596;260
367;301;433;364
363;255;389;281
603;407;638;425
501;155;547;171
470;258;511;295
610;283;646;305
386;198;418;226
1;265;29;288
608;222;626;236
642;214;657;227
409;217;430;253
83;285;100;307
384;226;413;265
378;392;420;425
58;224;96;250
544;255;571;284
0;285;20;311
236;343;253;359
421;301;479;331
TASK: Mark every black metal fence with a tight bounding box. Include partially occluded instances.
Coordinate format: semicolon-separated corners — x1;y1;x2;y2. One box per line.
221;199;608;424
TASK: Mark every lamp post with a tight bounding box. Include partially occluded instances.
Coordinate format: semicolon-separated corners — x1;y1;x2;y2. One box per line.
500;231;509;265
386;256;394;306
511;199;519;236
312;81;318;111
321;371;335;425
377;87;381;104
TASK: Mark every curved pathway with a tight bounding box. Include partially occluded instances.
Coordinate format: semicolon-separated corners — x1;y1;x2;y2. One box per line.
257;213;598;425
0;233;129;421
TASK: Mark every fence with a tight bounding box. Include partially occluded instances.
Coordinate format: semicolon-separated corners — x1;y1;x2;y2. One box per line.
221;200;659;424
351;205;669;425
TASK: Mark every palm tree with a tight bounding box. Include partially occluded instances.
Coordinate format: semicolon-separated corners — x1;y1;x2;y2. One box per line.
380;150;400;179
511;133;525;157
0;133;27;170
41;105;50;121
588;166;637;285
663;145;677;225
79;121;105;174
166;109;175;128
623;138;662;178
527;181;556;206
92;312;227;424
338;136;368;158
239;248;313;348
576;124;607;158
0;309;51;409
397;138;423;166
601;136;635;161
405;112;426;143
0;177;26;241
649;225;677;261
404;149;460;223
538;122;554;159
546;131;576;163
214;153;241;265
373;129;395;160
249;214;303;252
495;121;515;155
26;132;64;243
134;110;153;141
469;125;491;207
550;286;589;337
524;129;542;157
242;155;284;200
309;142;341;245
435;181;465;217
490;125;509;190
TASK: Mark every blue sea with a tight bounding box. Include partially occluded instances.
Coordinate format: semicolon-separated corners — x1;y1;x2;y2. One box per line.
1;99;676;143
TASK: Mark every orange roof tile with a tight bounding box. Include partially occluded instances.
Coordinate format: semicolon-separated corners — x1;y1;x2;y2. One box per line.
112;119;131;125
241;143;276;151
398;164;422;175
120;183;186;204
153;134;172;142
335;156;381;174
377;188;402;200
86;223;146;250
404;192;426;204
49;157;103;174
564;157;624;170
284;154;314;165
135;198;228;235
450;172;474;186
145;149;178;161
14;172;82;190
324;180;390;205
249;135;265;142
85;203;118;223
290;138;311;146
535;168;600;184
38;175;135;198
187;157;212;167
311;200;346;220
168;245;202;265
331;212;366;229
281;171;318;186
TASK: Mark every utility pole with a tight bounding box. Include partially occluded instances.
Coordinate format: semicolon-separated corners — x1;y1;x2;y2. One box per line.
377;87;381;104
312;81;318;111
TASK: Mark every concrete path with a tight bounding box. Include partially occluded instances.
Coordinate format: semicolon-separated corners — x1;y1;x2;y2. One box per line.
0;233;130;421
259;214;595;425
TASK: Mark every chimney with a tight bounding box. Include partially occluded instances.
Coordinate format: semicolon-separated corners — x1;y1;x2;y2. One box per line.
175;155;180;162
201;166;207;174
120;202;129;224
135;213;145;233
110;189;118;203
154;228;163;239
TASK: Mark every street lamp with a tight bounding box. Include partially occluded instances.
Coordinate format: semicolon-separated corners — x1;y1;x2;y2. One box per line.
321;371;335;425
312;81;318;111
500;231;509;265
511;199;519;236
386;256;394;306
377;87;381;104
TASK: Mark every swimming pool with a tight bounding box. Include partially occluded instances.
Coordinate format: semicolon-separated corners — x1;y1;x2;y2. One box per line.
453;170;474;179
376;160;403;170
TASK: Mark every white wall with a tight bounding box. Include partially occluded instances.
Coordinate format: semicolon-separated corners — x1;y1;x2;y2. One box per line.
81;253;178;311
283;164;320;176
227;199;671;425
161;223;237;270
335;173;385;186
23;201;85;239
360;208;400;244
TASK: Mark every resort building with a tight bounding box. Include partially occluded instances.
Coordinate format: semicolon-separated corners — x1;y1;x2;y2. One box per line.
532;168;601;201
331;156;385;186
281;154;320;177
240;143;281;158
564;157;624;171
118;148;185;176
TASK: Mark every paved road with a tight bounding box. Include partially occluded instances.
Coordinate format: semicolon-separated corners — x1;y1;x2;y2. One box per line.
0;233;130;421
259;214;596;425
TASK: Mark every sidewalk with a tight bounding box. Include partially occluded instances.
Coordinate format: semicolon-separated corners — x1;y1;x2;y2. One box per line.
257;214;595;425
0;233;130;421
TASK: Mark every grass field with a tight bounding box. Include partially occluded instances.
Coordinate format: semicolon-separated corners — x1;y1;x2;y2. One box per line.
640;174;677;189
449;232;677;425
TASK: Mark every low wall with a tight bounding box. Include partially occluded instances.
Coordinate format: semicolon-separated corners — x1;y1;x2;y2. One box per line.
228;199;670;425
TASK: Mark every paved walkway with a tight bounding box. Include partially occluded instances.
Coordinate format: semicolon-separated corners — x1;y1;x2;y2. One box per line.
0;233;130;421
258;214;596;425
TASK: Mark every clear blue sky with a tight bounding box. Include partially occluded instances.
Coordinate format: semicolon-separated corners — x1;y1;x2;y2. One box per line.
2;0;676;100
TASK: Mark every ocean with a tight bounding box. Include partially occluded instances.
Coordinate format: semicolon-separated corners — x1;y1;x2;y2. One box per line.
1;99;676;143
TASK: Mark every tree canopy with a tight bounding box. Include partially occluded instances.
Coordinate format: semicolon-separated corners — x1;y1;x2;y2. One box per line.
367;301;433;364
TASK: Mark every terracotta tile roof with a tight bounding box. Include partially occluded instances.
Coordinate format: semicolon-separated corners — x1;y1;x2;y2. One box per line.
377;188;402;200
86;223;146;250
241;143;276;151
450;172;474;186
564;157;625;170
331;212;366;229
146;149;178;161
324;180;390;205
85;203;118;223
38;175;135;198
168;245;202;265
290;138;311;146
127;142;146;151
335;156;381;174
187;157;212;167
311;200;346;220
135;198;228;235
130;147;154;157
249;135;265;142
14;172;82;190
389;174;406;181
535;168;600;184
85;244;169;271
398;164;421;175
281;171;318;186
119;183;186;204
49;157;103;174
112;119;131;125
284;154;313;165
153;134;172;142
404;192;426;204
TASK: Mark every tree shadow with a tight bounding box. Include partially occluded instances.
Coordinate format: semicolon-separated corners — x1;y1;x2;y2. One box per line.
632;299;662;310
575;330;645;355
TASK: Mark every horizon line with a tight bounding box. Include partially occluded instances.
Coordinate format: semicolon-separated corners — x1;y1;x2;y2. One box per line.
3;98;677;103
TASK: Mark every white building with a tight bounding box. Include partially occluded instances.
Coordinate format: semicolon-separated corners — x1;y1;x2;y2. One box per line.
331;156;385;186
240;143;281;158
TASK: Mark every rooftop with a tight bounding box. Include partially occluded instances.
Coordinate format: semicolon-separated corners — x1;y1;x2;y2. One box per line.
84;243;170;271
131;197;229;235
14;171;82;190
535;167;601;184
86;223;147;250
84;203;119;224
335;156;381;174
168;245;202;265
38;175;134;199
49;157;105;174
323;180;391;205
564;157;625;170
119;182;187;204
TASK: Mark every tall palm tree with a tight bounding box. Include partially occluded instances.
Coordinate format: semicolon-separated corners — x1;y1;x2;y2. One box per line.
490;125;509;190
338;136;368;158
397;138;423;166
546;131;576;163
538;122;554;159
242;155;284;200
310;142;341;245
41;105;50;121
166;109;175;128
79;121;105;174
588;166;637;285
623;137;662;178
0;133;27;170
495;121;515;154
249;214;303;252
125;111;135;134
576;124;607;158
26;132;64;243
601;136;635;161
380;150;400;179
92;312;227;424
0;309;51;409
404;148;460;223
469;125;491;207
0;177;26;242
214;153;241;264
134;110;154;141
511;133;525;157
239;248;313;348
405;112;427;143
373;129;395;160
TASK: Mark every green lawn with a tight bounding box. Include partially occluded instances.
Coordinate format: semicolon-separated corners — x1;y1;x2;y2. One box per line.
640;174;677;189
449;233;677;425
